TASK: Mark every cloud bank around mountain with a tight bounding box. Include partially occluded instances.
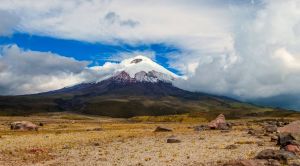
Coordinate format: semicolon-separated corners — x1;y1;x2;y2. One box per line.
0;0;300;101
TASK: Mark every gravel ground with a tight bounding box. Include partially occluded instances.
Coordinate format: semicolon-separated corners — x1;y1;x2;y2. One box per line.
38;130;277;166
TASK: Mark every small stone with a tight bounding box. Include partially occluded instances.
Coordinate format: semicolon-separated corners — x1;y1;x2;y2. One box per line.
62;145;71;149
248;130;255;135
167;137;181;143
265;125;277;133
199;137;205;140
256;149;297;164
93;142;100;146
271;135;278;142
92;128;103;131
154;126;172;132
194;125;208;131
223;159;267;166
257;142;264;146
225;144;238;149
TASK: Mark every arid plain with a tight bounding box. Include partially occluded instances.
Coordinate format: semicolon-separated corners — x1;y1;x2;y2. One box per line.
0;113;299;166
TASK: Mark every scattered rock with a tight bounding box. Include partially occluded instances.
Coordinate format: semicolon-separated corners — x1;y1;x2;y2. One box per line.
235;141;256;144
271;135;278;142
257;141;264;146
194;125;208;131
248;130;255;135
93;142;100;146
222;159;272;166
199;137;205;140
247;129;264;136
154;126;172;132
263;133;269;136
10;121;38;131
62;145;71;149
38;122;44;126
86;128;102;132
92;128;103;131
167;137;181;143
276;121;284;127
225;144;238;150
265;125;277;133
208;114;231;130
28;148;45;154
256;149;298;164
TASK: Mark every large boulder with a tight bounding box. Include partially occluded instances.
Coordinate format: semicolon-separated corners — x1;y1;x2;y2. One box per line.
256;149;298;164
277;120;300;147
208;114;231;130
277;133;296;147
222;159;280;166
285;144;300;154
278;121;300;134
10;121;38;131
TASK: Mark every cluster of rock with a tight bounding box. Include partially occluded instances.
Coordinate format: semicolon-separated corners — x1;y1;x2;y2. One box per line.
224;120;300;166
277;121;300;154
155;114;232;144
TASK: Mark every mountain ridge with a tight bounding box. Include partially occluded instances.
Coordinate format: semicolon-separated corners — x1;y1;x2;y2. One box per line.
0;55;298;118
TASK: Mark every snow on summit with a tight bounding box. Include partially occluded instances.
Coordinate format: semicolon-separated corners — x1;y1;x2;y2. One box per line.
90;55;179;83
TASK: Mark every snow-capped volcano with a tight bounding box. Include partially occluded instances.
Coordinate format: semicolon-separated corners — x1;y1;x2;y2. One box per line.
91;55;179;83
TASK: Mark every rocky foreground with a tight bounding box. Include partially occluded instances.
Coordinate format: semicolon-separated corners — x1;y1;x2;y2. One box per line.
0;113;299;166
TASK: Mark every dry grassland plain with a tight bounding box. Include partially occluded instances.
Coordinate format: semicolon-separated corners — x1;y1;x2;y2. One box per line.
0;113;297;166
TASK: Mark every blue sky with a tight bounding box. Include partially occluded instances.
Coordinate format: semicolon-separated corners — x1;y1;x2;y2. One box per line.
0;33;181;74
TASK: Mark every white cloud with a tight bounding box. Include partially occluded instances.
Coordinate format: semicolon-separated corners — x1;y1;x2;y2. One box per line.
175;0;300;99
0;10;19;36
0;45;90;95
